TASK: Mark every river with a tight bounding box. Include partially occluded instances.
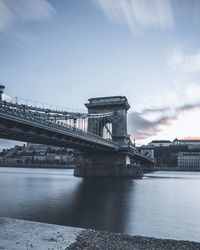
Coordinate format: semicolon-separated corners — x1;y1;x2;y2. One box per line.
0;167;200;242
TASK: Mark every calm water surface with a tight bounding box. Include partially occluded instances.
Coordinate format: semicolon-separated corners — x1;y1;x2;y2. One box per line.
0;168;200;242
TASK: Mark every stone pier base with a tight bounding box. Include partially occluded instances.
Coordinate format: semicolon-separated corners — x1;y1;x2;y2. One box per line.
141;163;156;173
73;152;143;178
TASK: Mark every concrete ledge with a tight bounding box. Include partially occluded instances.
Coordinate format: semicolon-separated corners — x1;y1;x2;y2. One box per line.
0;217;82;250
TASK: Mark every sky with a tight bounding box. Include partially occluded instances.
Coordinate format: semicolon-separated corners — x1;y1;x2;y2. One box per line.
0;0;200;148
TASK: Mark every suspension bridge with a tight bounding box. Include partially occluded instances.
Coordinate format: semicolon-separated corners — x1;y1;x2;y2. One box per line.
0;85;155;177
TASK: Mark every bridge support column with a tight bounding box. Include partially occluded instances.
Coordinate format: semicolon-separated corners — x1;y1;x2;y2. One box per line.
73;152;143;178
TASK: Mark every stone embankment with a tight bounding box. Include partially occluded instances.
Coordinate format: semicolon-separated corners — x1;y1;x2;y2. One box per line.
1;217;200;250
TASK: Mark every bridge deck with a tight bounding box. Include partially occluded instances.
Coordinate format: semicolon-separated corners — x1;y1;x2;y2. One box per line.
0;100;154;163
0;101;120;151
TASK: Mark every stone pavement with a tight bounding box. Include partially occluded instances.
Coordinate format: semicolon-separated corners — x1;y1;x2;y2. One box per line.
0;217;82;250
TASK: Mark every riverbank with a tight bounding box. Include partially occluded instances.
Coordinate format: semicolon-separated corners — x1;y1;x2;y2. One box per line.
1;217;200;250
1;164;200;172
2;165;199;172
155;167;200;172
68;229;200;250
0;217;82;250
0;164;75;169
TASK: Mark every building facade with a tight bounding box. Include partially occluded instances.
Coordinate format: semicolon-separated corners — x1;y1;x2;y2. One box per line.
149;140;172;147
173;139;200;146
177;152;200;168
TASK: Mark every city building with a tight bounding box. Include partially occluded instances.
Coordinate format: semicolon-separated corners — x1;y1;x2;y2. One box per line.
173;138;200;146
0;143;75;167
149;140;172;147
177;152;200;168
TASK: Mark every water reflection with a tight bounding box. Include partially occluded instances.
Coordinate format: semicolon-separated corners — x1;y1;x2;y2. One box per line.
0;168;135;233
55;178;135;232
0;168;200;242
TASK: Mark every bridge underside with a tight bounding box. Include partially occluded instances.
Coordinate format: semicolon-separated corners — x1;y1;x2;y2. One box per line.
0;117;117;152
0;117;155;177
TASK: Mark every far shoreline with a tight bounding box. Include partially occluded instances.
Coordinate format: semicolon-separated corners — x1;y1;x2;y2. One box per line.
1;164;200;173
0;164;75;169
153;167;200;172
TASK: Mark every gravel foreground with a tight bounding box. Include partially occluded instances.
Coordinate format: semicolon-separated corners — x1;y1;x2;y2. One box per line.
67;229;200;250
1;217;200;249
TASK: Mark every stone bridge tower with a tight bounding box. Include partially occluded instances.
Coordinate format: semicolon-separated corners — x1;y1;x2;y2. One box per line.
85;96;130;146
74;96;143;178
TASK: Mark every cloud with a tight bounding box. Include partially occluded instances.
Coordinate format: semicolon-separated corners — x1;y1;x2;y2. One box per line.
128;103;200;139
0;0;55;32
185;83;200;98
5;29;39;47
174;0;200;23
0;0;13;31
92;0;174;34
169;51;200;73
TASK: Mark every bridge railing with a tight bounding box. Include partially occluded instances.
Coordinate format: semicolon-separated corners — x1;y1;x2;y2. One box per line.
3;96;115;119
7;96;86;114
0;100;120;149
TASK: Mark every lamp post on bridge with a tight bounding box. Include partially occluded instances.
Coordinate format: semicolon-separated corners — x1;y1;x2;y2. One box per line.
0;85;5;101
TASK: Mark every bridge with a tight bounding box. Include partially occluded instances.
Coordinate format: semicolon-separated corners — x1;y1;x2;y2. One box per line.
0;86;155;178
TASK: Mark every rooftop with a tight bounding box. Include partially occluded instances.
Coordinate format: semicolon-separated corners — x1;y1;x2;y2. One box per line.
174;138;200;142
150;140;172;143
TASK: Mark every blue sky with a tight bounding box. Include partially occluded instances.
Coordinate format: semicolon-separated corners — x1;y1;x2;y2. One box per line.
0;0;200;147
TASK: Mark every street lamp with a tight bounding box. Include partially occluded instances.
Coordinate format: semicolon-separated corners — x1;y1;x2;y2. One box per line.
0;85;5;101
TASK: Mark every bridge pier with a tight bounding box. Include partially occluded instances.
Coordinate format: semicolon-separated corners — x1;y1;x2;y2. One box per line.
73;151;143;178
140;162;156;173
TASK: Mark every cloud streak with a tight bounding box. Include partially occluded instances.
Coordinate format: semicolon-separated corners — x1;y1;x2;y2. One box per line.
128;103;200;140
169;51;200;73
92;0;174;34
0;0;55;32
